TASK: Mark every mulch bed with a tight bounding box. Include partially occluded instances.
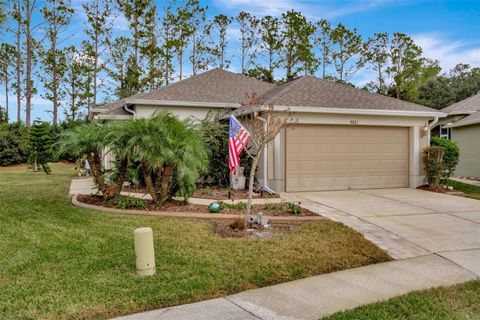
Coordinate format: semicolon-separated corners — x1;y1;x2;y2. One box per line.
193;186;280;200
77;194;316;217
210;219;299;238
122;185;280;200
417;185;465;196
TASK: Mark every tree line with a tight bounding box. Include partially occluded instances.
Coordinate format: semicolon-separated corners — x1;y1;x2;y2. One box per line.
0;0;479;127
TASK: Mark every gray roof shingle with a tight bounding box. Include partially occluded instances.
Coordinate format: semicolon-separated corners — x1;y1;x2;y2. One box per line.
133;68;276;104
451;110;480;127
95;69;441;117
258;76;440;112
442;92;480;115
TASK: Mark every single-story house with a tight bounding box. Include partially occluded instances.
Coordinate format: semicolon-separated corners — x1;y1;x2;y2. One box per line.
92;68;445;193
431;92;480;178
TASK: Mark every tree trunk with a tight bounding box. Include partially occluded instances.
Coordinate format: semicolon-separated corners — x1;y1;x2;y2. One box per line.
88;152;107;194
16;11;21;123
52;38;58;125
245;151;261;226
93;30;98;113
142;161;158;205
160;165;174;203
114;156;129;194
25;0;33;127
5;74;8;122
179;47;183;80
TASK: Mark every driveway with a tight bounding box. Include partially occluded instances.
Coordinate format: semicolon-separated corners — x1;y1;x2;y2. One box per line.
286;188;480;277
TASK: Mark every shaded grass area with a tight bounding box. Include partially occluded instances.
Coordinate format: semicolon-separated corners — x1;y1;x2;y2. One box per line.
323;280;480;320
0;163;390;319
448;179;480;200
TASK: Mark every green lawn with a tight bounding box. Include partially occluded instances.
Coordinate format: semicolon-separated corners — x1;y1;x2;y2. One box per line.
323;280;480;320
0;163;390;319
447;179;480;200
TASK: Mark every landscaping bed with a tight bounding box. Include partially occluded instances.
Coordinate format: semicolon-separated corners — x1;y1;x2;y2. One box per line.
123;185;281;200
76;194;315;216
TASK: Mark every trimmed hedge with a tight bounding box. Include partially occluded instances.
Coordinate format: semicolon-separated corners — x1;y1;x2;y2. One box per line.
431;136;459;179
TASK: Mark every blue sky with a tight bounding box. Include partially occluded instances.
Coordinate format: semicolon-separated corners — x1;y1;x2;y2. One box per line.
3;0;480;122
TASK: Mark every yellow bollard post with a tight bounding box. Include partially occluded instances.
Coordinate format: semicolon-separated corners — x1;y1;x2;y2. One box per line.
134;227;156;276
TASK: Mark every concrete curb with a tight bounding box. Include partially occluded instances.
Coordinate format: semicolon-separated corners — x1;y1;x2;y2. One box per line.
71;194;324;222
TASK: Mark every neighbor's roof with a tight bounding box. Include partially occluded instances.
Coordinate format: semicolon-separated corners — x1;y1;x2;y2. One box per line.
442;92;480;115
450;110;480;128
258;76;440;113
129;68;275;104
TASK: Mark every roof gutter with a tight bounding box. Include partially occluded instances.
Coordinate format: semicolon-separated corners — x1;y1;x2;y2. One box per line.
124;98;241;109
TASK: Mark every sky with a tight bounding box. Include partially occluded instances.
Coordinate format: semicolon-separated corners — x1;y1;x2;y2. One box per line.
2;0;480;123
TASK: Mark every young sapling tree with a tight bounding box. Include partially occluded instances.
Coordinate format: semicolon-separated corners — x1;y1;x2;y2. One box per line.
233;94;296;224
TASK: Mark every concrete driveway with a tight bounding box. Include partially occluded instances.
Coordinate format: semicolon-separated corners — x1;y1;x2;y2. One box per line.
286;188;480;277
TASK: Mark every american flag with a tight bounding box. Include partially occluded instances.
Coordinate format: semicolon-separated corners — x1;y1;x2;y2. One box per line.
228;115;250;174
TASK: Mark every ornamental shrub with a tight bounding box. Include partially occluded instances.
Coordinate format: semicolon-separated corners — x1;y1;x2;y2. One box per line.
423;146;445;189
0;122;30;166
430;136;459;180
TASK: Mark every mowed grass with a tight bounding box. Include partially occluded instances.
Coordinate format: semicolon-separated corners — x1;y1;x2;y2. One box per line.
448;179;480;200
323;280;480;320
0;163;390;319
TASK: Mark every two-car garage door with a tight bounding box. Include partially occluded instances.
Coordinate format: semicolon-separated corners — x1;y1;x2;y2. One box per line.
286;125;409;192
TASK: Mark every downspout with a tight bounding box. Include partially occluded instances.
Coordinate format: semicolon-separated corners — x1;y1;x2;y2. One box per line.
427;116;439;145
123;103;136;119
257;116;276;195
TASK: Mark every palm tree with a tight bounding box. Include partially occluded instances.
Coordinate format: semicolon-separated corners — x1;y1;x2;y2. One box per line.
124;112;208;206
56;123;109;194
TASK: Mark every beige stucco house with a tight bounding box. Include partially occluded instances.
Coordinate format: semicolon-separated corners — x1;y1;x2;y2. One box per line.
92;68;445;193
431;92;480;178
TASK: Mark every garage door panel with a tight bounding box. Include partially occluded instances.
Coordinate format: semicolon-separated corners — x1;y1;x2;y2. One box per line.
286;125;409;192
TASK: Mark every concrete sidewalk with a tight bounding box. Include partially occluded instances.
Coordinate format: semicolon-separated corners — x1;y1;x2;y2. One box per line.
113;254;477;320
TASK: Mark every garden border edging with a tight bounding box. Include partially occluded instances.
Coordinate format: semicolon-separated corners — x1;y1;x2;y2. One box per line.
71;194;324;221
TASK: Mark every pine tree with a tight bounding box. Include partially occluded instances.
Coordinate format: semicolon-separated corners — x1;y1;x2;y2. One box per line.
40;0;74;125
0;43;16;122
29;120;53;174
330;23;362;83
258;15;281;78
236;11;259;74
315;19;332;79
207;14;232;69
281;10;316;80
83;0;112;111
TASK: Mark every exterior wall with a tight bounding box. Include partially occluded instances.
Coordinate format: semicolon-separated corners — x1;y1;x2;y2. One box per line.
451;124;480;178
262;112;433;192
135;105;223;120
431;115;464;137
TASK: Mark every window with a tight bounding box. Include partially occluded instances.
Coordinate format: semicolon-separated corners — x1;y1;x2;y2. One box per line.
440;124;451;140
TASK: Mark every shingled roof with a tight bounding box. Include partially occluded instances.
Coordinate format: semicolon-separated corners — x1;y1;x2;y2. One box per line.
95;69;442;118
132;68;276;104
258;76;438;112
442;92;480;115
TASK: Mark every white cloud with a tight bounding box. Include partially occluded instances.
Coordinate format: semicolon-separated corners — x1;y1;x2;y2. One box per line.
412;33;480;72
213;0;386;19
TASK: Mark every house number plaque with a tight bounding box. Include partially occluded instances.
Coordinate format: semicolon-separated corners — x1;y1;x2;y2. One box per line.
350;120;359;124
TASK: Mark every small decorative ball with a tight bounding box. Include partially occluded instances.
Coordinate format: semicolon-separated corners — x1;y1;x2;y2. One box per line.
209;202;220;213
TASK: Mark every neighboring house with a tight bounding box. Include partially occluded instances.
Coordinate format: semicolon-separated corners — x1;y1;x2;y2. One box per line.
92;68;444;193
432;92;480;178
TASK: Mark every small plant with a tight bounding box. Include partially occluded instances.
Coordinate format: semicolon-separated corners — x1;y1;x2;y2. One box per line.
199;186;212;196
262;202;284;211
423;146;445;189
286;201;301;215
114;195;147;210
218;201;247;211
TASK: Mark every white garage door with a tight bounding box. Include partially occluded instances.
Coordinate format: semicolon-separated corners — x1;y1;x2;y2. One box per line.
286;125;409;192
